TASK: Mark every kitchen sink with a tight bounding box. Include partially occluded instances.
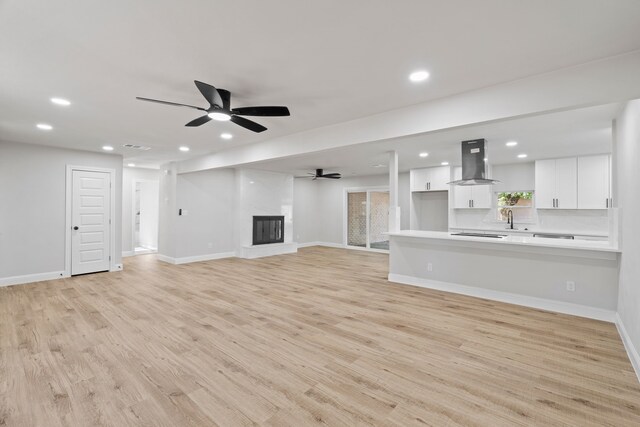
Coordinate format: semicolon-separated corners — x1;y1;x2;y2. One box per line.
450;232;507;239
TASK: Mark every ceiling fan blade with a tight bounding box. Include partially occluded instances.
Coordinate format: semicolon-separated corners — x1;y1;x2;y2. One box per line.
231;106;290;117
322;173;341;177
322;175;341;179
218;89;231;110
185;114;212;127
194;80;223;108
136;97;206;111
230;115;267;133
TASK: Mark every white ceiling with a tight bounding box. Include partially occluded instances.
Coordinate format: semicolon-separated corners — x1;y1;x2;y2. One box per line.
1;0;639;168
249;103;618;176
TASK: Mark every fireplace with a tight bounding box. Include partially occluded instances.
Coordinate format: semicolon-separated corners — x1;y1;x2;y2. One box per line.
252;216;284;245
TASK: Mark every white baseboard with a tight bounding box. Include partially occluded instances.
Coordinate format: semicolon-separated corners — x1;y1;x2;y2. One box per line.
388;273;616;323
296;241;323;248
0;271;67;287
122;251;135;258
157;252;236;265
156;254;176;264
615;313;640;384
317;242;344;249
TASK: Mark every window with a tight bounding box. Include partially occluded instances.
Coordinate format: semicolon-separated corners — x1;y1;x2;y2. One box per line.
496;191;534;222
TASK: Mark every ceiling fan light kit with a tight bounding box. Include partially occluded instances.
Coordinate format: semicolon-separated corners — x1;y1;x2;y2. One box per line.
136;80;290;133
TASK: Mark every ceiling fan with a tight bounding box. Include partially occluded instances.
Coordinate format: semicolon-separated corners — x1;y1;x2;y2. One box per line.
296;169;342;180
136;80;290;133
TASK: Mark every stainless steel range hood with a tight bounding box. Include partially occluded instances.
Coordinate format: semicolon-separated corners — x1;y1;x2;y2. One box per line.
447;138;500;186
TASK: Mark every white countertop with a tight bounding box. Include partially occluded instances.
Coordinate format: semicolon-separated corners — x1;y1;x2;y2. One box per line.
448;226;608;238
387;230;620;253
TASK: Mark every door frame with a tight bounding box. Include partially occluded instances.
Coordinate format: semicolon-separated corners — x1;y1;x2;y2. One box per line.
131;178;159;253
343;186;389;253
65;165;117;276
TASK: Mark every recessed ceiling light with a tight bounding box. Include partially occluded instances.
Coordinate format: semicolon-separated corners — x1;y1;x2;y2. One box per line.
50;97;71;106
517;154;528;158
208;112;231;121
372;164;387;168
36;123;52;130
441;161;449;166
102;145;114;151
179;146;190;152
220;133;233;140
419;152;429;158
506;141;518;147
409;70;430;82
127;163;136;167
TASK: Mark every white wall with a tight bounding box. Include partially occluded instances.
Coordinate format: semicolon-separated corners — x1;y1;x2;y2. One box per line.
293;177;320;243
411;192;449;231
122;167;160;254
175;168;236;259
615;99;640;374
0;140;122;280
492;162;535;192
293;173;410;245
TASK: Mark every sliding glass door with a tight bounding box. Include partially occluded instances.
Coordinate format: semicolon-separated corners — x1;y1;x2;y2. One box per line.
346;189;389;251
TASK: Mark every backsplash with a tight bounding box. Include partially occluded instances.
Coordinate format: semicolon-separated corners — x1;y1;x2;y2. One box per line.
451;208;610;236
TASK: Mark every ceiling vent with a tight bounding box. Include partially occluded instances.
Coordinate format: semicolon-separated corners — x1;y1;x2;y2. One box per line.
122;144;151;150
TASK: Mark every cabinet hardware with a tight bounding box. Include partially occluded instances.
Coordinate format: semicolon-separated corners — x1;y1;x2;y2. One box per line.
606;198;608;208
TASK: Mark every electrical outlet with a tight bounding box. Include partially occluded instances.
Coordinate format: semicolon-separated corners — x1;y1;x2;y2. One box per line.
207;242;213;249
427;263;433;272
566;281;576;292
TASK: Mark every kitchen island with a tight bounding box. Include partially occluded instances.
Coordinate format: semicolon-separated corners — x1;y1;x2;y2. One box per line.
387;230;620;321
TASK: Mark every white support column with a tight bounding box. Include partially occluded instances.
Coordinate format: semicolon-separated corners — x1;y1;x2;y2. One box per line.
389;151;401;232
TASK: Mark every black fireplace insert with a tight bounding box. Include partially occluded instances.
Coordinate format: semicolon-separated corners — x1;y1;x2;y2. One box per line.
252;216;284;245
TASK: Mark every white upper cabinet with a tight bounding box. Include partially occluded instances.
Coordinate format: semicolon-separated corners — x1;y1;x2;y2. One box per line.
535;157;577;209
578;154;611;209
472;185;492;208
452;167;492;208
410;166;451;192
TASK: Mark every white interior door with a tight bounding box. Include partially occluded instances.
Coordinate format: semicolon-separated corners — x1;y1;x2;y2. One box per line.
138;181;159;249
71;170;111;275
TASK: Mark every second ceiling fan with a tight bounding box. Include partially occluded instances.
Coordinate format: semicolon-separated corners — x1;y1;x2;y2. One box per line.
136;80;290;133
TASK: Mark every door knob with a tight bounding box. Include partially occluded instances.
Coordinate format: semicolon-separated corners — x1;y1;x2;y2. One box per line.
73;226;79;230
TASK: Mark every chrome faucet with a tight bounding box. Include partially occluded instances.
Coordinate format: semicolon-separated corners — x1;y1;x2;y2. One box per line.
506;209;514;230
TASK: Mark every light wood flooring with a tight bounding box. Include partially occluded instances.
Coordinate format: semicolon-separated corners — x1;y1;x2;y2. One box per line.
1;247;639;426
